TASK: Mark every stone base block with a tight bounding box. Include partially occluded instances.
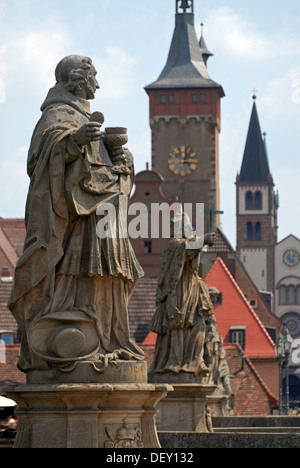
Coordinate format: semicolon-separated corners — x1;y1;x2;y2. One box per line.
154;383;216;433
3;382;172;448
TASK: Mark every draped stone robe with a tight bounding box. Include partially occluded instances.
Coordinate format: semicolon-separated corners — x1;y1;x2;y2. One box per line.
149;238;214;376
9;83;144;372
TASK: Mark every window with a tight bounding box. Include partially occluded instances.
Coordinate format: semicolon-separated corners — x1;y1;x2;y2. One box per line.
192;93;198;104
230;327;246;349
255;222;261;240
297;286;300;305
255;191;262;210
279;285;287;305
247;222;253;240
246;191;253;209
249;299;257;309
200;94;206;103
0;332;14;345
144;241;152;254
168;94;175;104
278;284;300;305
160;94;166;104
288;285;295;305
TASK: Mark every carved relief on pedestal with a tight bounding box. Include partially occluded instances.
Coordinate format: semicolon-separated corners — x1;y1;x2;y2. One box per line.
104;419;144;448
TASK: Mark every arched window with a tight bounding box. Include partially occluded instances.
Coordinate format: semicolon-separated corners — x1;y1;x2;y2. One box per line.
255;191;262;210
287;285;295;305
255;222;261;240
246;191;253;210
279;285;287;305
247;222;253;240
296;285;300;305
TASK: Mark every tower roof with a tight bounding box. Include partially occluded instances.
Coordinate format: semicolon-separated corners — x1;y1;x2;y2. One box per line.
199;23;214;66
239;99;271;183
145;7;224;95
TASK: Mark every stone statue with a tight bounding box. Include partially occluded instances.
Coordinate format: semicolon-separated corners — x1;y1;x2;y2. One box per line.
149;213;216;378
204;287;233;415
9;55;145;374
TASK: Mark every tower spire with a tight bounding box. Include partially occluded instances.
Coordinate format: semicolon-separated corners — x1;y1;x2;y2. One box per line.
239;97;271;183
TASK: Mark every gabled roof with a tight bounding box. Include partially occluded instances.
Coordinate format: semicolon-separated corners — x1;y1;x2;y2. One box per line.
239;100;271;183
206;227;234;252
205;257;276;359
145;12;224;95
276;233;300;246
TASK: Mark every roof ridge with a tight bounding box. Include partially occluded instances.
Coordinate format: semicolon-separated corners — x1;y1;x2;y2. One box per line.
229;342;278;405
0;232;18;268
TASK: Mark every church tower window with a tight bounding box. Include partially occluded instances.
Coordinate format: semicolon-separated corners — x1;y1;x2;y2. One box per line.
255;191;262;210
255;222;261;240
247;222;253;240
246;191;253;209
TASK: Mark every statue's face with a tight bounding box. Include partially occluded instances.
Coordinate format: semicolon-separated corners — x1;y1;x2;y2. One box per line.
84;65;100;100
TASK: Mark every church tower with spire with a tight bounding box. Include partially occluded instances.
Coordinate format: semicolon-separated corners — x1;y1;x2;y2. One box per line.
236;95;279;294
144;0;224;231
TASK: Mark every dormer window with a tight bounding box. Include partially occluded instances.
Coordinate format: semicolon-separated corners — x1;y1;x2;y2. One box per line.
230;326;246;350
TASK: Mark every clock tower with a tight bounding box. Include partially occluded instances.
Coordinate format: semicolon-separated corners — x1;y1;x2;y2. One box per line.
144;0;225;231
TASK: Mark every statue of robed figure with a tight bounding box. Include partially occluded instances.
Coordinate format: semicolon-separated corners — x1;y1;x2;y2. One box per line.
149;213;216;378
9;55;145;374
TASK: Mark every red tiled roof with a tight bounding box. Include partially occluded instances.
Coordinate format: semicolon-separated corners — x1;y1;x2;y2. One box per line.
0;219;26;260
205;257;276;359
225;343;278;413
128;278;157;343
206;227;234;252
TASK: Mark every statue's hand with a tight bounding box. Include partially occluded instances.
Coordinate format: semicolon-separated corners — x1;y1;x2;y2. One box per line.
204;232;216;246
73;122;104;146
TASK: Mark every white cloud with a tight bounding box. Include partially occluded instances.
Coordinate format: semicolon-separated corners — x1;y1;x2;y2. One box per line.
204;7;300;61
94;46;138;102
260;67;300;119
0;15;73;96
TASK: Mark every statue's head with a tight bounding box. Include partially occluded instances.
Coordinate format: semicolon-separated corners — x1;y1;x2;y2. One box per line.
55;55;99;99
208;287;219;304
170;211;194;239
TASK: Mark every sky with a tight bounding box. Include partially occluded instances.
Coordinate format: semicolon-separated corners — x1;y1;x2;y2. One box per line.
0;0;300;247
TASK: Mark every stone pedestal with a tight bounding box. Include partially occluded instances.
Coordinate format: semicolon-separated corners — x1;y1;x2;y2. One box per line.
152;382;216;433
2;361;172;448
206;390;232;417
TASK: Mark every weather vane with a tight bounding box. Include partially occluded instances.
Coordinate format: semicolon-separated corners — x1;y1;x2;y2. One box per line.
252;88;258;100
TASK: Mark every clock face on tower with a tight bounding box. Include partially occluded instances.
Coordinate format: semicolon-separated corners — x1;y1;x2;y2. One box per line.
283;249;300;267
168;146;198;177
